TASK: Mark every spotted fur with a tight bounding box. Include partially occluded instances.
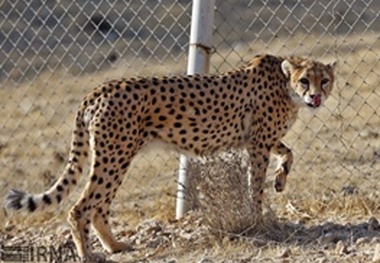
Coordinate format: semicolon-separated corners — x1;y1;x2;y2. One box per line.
5;54;336;262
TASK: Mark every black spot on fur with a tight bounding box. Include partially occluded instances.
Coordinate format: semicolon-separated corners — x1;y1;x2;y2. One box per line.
27;197;37;212
56;185;63;192
43;194;52;205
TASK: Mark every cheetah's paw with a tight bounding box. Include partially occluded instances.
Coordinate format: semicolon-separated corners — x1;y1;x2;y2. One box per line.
274;167;287;192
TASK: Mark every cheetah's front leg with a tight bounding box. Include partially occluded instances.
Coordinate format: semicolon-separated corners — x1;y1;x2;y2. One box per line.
246;145;270;215
271;141;293;192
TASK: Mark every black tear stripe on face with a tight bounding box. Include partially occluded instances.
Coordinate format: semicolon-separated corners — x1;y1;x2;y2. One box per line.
302;88;309;98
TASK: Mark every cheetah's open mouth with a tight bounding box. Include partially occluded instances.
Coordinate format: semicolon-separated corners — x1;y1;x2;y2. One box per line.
307;103;319;108
306;94;321;108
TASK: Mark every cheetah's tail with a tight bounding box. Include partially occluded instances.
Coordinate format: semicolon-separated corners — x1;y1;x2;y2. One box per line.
5;104;89;213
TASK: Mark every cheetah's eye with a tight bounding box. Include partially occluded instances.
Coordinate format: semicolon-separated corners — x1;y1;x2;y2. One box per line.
321;78;330;86
299;78;309;87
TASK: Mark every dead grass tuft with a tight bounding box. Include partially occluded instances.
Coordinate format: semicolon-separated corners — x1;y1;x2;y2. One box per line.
186;150;281;239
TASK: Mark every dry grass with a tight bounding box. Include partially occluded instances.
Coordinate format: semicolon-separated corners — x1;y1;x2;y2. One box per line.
187;151;266;236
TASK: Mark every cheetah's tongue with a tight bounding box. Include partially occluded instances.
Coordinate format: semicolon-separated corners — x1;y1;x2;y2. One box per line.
313;94;321;107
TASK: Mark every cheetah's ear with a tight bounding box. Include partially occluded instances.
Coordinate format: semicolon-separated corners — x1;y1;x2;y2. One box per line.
326;60;338;72
281;60;294;78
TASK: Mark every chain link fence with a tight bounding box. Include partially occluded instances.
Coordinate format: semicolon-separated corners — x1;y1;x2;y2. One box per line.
1;0;379;261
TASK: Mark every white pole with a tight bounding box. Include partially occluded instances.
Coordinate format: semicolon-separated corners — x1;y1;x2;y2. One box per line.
176;0;214;219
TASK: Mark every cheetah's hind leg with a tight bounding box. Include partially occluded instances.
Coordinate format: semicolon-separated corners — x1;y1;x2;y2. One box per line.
92;204;133;253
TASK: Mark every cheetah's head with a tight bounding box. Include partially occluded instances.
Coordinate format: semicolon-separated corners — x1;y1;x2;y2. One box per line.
281;57;337;109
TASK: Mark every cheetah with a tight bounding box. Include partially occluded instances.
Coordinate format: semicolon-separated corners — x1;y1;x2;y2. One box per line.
5;54;336;262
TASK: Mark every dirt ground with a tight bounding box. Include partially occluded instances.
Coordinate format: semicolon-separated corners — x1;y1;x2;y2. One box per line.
0;2;379;260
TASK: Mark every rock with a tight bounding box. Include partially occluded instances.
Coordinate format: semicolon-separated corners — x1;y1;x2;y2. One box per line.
335;240;349;255
198;258;213;263
356;237;371;246
320;232;343;244
279;248;292;258
369;217;380;231
359;130;378;139
341;185;358;195
371;237;380;244
359;130;371;138
4;225;15;232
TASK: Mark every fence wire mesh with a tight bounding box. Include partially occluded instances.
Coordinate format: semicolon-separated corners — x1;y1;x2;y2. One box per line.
1;0;379;261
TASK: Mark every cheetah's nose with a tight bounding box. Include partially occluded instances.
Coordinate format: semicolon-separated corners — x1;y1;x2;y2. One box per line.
311;94;321;107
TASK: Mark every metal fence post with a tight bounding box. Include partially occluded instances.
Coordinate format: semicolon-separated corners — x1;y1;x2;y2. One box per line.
176;0;215;219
